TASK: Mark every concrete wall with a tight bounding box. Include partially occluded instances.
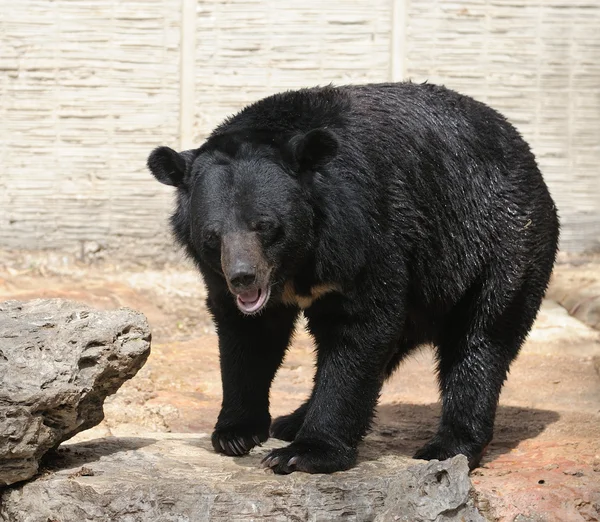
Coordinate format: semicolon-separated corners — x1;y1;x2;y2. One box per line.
0;0;181;255
1;0;598;258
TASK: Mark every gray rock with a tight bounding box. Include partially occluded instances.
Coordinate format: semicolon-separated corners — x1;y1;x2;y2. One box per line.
0;299;151;486
0;433;483;521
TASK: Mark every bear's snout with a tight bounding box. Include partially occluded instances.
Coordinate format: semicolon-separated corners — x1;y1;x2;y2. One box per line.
221;232;271;314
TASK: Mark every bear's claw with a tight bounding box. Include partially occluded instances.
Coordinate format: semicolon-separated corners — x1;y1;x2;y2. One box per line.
212;428;267;457
261;439;357;474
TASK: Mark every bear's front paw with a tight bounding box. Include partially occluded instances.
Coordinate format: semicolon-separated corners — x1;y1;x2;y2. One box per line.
261;439;357;474
414;434;489;470
212;426;269;457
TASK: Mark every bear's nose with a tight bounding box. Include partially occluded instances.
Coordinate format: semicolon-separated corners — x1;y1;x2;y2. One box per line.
229;263;257;290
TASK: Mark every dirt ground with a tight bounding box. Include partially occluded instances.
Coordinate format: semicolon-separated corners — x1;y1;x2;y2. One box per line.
1;249;599;521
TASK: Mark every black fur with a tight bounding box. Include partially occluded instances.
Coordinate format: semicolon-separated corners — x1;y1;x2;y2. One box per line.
147;82;559;474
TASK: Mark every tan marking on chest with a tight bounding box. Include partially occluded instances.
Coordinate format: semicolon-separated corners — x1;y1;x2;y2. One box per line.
282;282;341;309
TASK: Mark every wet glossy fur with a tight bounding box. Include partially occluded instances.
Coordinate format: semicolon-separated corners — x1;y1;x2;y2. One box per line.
147;82;559;474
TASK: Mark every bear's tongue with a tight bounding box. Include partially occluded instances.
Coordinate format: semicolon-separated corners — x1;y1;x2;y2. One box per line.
236;287;268;314
237;289;260;305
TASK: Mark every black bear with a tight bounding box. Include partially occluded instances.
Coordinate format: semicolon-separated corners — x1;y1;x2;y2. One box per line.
147;82;559;474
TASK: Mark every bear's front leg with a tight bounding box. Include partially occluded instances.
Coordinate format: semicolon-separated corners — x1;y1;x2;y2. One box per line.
262;310;397;474
211;303;298;456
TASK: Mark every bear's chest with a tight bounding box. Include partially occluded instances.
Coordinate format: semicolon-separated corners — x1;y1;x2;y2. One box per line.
281;281;341;309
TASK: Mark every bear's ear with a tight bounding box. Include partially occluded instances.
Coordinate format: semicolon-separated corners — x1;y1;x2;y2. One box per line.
147;146;196;187
288;128;339;172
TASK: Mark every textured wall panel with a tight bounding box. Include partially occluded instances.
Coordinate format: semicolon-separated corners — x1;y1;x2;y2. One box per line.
192;0;393;141
1;0;597;255
405;0;600;252
0;0;181;254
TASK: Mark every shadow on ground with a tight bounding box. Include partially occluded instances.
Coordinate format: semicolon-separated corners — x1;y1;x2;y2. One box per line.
42;437;157;472
89;402;560;472
365;403;560;467
142;403;560;466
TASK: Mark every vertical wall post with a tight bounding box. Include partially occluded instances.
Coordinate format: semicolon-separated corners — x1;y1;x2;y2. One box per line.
180;0;196;149
390;0;407;81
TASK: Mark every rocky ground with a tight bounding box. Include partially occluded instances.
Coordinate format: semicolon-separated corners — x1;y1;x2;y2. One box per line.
0;250;598;521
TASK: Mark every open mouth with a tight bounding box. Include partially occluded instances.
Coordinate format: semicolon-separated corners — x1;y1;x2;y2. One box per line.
235;285;271;315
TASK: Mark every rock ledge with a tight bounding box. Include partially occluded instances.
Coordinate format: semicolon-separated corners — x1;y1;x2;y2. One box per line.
0;299;151;486
0;433;483;522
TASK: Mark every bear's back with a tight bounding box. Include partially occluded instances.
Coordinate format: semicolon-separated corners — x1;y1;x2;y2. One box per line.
212;82;537;190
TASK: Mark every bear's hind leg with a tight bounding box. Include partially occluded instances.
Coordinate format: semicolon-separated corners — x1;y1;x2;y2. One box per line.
270;400;309;442
414;335;508;469
414;273;546;469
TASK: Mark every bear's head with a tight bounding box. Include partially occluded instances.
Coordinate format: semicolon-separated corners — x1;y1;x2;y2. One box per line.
147;128;338;315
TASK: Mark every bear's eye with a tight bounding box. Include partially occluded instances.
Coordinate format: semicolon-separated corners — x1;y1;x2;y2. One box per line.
203;230;221;250
252;219;283;244
252;219;275;233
